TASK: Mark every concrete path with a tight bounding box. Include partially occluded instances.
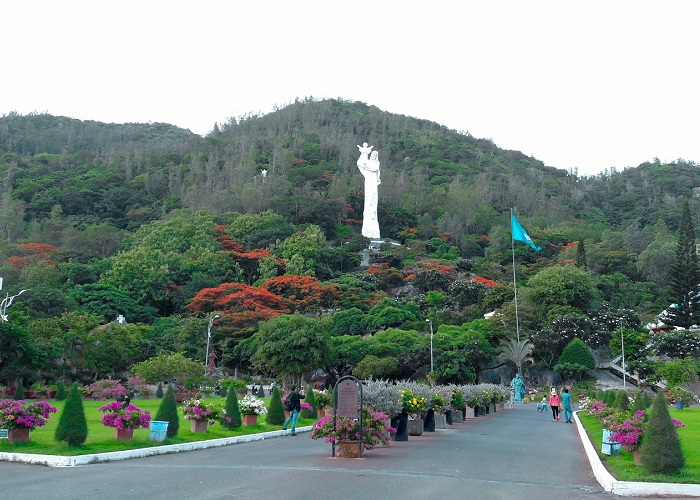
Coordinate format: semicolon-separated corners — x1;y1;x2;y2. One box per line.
0;405;607;500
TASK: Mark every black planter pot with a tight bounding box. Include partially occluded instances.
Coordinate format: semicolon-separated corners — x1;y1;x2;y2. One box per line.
392;412;409;441
462;407;467;421
445;410;453;425
423;409;435;432
485;404;490;415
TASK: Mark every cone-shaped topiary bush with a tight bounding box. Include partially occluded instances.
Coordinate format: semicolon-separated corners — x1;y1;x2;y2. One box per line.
258;385;266;399
632;392;645;413
13;382;25;400
156;382;163;398
603;390;616;405
616;390;630;411
223;389;242;430
220;385;228;397
301;387;318;419
266;386;286;425
56;381;66;401
55;382;88;446
155;384;179;438
639;393;684;474
641;391;652;408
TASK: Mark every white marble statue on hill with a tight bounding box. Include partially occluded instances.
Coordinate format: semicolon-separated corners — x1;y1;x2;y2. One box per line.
356;142;381;239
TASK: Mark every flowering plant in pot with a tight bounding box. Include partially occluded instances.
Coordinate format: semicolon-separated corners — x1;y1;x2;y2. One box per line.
314;390;332;410
98;401;152;430
398;389;427;419
238;395;268;416
182;398;221;425
0;400;57;430
309;407;396;449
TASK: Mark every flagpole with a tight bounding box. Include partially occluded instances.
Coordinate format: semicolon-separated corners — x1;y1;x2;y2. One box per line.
511;208;520;343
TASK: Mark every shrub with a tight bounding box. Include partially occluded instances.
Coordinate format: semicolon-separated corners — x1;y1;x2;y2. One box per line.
154;384;179;438
156;382;163;399
616;390;630;411
266;386;285;425
639;393;684;473
300;387;318;419
558;338;595;370
55;382;88;446
603;391;616;405
641;391;652;408
88;379;127;401
56;381;66;401
222;390;241;430
13;382;25;401
632;392;645;412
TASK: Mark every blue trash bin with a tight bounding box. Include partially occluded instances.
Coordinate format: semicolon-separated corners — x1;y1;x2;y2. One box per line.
601;429;620;455
149;421;169;442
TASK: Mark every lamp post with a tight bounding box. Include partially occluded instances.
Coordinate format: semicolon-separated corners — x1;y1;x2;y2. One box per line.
618;318;626;391
425;319;434;374
205;314;220;372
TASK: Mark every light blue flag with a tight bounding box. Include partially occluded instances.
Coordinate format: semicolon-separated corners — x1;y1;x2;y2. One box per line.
511;213;541;252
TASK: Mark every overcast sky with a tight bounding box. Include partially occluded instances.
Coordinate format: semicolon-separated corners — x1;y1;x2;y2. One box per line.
2;1;698;176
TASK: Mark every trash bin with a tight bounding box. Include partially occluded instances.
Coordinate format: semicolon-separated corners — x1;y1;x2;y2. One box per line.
601;429;620;455
149;421;169;442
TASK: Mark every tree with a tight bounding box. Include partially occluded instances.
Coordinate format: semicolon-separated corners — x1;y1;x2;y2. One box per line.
558;338;595;369
130;353;203;389
662;200;700;328
154;384;179;438
575;240;587;269
498;337;534;375
254;314;330;382
56;381;66;401
639;392;684;473
13;382;25;400
222;389;242;430
54;382;88;446
266;386;286;425
352;355;398;380
528;265;597;316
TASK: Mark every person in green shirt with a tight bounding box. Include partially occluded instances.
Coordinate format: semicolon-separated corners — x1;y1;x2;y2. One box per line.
562;388;574;423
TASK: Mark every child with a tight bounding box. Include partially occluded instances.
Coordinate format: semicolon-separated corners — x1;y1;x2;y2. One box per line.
537;396;548;412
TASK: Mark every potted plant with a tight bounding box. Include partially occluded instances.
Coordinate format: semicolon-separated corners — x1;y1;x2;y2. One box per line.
398;389;427;436
0;400;57;442
33;384;51;400
98;401;152;441
314;390;332;417
309;407;395;457
238;395;268;426
669;387;698;410
182;398;222;432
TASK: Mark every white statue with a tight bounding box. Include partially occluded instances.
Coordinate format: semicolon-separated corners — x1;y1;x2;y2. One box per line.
357;142;381;239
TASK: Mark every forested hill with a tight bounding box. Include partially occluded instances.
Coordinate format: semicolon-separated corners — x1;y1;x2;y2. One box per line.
0;112;198;156
1;98;699;239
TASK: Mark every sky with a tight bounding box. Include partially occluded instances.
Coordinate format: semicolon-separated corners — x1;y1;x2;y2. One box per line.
1;1;699;176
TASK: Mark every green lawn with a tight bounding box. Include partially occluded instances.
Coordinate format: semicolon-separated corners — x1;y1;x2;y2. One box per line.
0;397;314;457
579;407;700;484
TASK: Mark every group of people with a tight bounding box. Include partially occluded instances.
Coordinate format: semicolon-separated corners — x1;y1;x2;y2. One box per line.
540;387;574;423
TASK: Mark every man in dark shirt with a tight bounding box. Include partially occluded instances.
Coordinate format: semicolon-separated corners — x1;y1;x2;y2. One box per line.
282;385;305;436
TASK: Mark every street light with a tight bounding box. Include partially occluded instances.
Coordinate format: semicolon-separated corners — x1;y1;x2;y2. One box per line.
619;319;626;391
205;314;220;372
425;319;434;374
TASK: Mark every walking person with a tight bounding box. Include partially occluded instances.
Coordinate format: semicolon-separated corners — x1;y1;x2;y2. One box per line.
282;385;305;436
549;388;561;421
562;388;574;423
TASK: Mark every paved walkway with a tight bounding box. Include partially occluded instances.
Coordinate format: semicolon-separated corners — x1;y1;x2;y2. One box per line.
0;405;606;500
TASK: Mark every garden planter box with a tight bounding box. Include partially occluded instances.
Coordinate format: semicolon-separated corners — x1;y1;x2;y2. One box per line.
242;414;258;426
191;420;209;433
337;441;365;458
465;407;477;419
434;413;447;429
115;428;134;441
8;427;30;443
452;410;463;422
407;418;423;436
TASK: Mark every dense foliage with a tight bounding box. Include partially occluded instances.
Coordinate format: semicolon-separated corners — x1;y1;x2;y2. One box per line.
1;100;700;390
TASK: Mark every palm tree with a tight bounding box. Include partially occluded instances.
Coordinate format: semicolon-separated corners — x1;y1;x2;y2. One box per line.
498;337;534;375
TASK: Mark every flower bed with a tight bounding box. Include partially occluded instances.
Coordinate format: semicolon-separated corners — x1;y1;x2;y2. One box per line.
98;401;151;430
309;407;395;449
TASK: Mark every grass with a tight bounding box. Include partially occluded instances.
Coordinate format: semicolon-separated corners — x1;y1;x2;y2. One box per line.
579;407;700;484
0;397;315;457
